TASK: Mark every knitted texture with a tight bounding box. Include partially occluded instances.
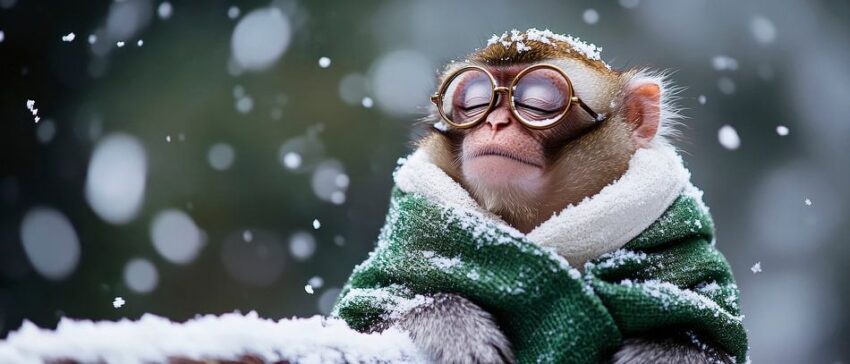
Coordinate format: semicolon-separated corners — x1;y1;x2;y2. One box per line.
333;188;748;363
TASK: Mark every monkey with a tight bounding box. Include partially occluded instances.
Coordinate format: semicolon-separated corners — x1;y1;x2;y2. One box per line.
335;29;745;364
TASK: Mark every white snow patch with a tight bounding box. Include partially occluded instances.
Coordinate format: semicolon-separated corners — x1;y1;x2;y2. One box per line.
619;279;742;321
595;249;647;269
487;28;608;68
0;312;423;363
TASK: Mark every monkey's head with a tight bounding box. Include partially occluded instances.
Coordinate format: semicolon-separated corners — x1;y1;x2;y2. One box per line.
420;29;678;233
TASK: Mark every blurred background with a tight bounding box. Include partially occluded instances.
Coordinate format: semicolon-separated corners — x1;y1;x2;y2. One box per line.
0;0;848;362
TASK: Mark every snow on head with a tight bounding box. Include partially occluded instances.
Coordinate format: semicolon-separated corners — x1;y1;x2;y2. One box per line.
486;28;608;68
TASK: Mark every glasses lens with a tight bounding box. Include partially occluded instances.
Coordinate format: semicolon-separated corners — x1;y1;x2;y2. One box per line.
513;68;572;128
441;68;493;127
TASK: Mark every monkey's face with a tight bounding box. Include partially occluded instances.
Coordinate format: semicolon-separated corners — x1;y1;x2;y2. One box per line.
456;63;617;213
423;38;665;232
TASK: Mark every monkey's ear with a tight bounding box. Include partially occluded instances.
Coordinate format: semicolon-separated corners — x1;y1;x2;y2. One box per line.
623;79;662;148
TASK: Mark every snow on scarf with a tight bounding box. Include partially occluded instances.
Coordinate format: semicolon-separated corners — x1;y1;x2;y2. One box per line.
332;145;748;364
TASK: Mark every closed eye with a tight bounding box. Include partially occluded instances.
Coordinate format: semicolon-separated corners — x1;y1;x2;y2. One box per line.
515;101;559;114
460;103;489;112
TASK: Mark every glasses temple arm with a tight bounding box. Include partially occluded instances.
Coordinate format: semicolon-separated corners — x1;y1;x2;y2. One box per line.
572;97;608;122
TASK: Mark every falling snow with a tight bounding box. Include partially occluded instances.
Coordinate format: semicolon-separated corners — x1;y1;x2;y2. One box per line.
750;262;762;274
61;32;75;42
227;6;240;20
157;2;173;20
712;56;739;71
318;56;331;68
582;9;599;25
112;297;125;308
312;219;321;230
776;125;789;136
804;198;812;206
361;97;374;108
304;285;314;294
282;152;302;169
718;125;740;150
308;276;324;289
25;99;40;123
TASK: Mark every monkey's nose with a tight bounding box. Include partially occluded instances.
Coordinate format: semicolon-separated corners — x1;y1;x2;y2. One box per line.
485;107;513;130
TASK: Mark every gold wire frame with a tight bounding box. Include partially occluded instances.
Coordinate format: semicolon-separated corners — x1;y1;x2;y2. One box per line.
430;64;606;130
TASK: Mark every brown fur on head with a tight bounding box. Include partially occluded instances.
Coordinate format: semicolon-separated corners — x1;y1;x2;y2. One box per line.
419;29;673;233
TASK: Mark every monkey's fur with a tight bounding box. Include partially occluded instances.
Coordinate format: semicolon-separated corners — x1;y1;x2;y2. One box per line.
376;31;735;363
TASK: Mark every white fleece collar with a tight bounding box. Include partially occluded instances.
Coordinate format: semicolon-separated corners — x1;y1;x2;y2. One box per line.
394;144;691;266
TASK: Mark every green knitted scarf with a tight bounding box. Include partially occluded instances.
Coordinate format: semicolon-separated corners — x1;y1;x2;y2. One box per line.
333;155;748;364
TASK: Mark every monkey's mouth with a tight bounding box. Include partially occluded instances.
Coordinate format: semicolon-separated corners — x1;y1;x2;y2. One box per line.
469;147;543;168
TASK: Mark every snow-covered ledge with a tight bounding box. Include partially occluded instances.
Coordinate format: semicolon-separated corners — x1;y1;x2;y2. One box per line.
0;312;425;364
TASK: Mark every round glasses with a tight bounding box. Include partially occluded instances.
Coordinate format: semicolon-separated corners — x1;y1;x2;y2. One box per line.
430;64;606;129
